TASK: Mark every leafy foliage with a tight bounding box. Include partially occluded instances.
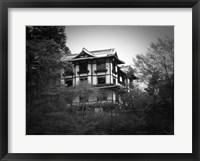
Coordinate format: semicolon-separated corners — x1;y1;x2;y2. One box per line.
133;38;174;101
26;26;72;104
134;38;173;82
132;38;174;134
26;102;144;135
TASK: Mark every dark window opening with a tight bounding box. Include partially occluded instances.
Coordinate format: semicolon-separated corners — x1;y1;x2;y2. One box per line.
97;63;106;71
113;78;116;85
79;62;88;72
97;60;106;71
118;75;121;83
116;93;119;103
80;77;88;82
112;62;116;73
65;79;73;87
65;70;74;75
97;77;106;85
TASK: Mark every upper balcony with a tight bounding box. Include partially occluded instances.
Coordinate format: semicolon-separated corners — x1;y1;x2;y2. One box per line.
77;70;89;74
64;71;74;76
94;69;107;73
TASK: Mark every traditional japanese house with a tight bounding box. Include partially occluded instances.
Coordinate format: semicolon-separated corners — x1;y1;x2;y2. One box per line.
60;48;137;104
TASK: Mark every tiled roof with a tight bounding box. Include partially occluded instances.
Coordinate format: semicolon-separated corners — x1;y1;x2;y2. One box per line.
119;65;131;73
119;65;138;79
90;48;116;56
60;48;118;62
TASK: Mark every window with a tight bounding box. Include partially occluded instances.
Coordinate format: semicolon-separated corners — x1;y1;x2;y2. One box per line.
65;70;73;75
80;77;88;82
113;78;116;85
112;62;116;72
116;93;119;103
79;62;88;72
97;60;106;71
65;79;73;87
95;60;107;73
97;62;106;71
97;76;106;85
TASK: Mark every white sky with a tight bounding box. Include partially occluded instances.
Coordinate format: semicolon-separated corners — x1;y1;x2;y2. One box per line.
65;26;174;65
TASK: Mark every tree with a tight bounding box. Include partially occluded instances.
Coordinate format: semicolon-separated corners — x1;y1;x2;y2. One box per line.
120;84;151;114
133;38;174;101
26;26;72;104
133;38;174;134
60;81;100;114
76;81;98;105
26;26;68;49
60;86;78;108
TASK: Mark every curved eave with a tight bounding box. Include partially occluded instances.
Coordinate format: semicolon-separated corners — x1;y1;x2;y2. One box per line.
68;55;125;63
69;57;94;61
115;58;125;64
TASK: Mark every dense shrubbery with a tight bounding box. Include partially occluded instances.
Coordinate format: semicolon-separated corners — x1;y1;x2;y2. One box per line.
26;96;173;135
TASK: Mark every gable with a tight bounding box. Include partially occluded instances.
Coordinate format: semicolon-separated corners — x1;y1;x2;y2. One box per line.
73;48;95;59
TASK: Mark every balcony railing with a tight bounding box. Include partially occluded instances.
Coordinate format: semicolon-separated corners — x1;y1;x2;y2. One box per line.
64;71;74;76
94;69;107;73
77;70;89;74
118;81;126;86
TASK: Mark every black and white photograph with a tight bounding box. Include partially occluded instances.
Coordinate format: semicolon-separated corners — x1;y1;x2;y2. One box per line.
26;26;174;135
